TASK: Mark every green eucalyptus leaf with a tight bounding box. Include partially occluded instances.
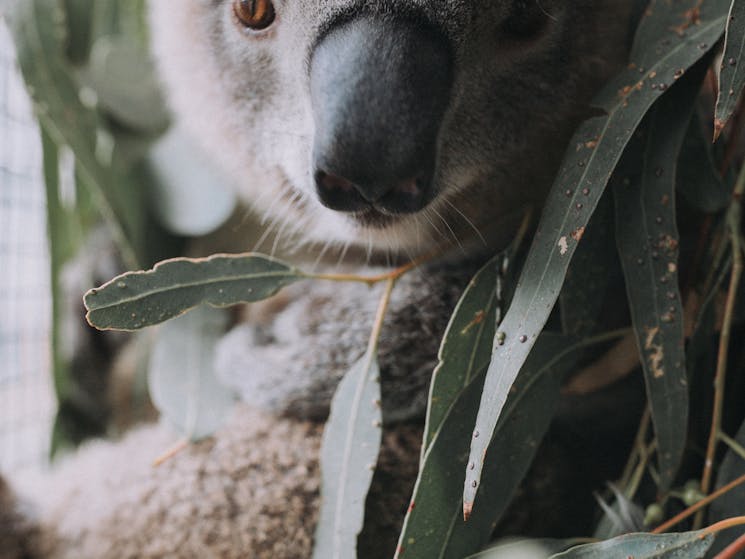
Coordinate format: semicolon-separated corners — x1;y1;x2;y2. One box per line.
82;35;169;133
613;60;709;490
715;0;745;137
396;334;574;559
708;417;745;555
424;254;502;452
313;353;383;559
463;0;729;511
84;253;304;331
549;531;714;559
148;126;237;237
677;116;732;213
148;306;235;441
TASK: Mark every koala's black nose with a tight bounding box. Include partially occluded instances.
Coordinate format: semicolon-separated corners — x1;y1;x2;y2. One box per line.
310;14;453;215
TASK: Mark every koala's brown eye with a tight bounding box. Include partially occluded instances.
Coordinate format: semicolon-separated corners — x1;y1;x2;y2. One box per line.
233;0;276;31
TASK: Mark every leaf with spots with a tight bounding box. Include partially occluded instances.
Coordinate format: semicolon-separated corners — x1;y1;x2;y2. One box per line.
423;253;504;452
715;0;745;138
549;530;714;559
84;253;304;331
613;60;708;490
463;0;730;513
396;334;575;559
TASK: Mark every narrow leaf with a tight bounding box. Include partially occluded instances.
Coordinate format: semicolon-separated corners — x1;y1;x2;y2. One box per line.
424;254;502;451
613;61;708;490
84;253;303;330
396;334;574;559
6;0;146;268
463;1;729;511
148;306;235;441
312;354;383;559
677;116;732;213
715;0;745;138
550;531;714;559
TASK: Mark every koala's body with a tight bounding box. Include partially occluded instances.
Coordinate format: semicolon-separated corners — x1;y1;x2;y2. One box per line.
1;2;644;558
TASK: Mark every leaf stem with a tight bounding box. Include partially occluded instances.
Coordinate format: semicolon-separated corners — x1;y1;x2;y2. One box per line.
619;408;651;495
652;472;745;534
718;431;745;462
714;531;745;559
702;516;745;537
696;162;745;527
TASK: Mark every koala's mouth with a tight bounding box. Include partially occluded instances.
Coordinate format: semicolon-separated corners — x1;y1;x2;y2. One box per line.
349;207;402;229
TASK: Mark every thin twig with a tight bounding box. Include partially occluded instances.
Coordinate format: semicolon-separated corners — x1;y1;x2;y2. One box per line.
652;472;745;534
714;531;745;559
696;163;745;528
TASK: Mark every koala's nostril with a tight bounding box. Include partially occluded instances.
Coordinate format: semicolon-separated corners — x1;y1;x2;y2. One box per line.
314;169;368;212
315;168;432;214
316;170;355;193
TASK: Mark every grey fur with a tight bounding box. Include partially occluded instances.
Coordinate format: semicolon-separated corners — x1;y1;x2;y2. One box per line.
149;0;633;254
216;261;479;421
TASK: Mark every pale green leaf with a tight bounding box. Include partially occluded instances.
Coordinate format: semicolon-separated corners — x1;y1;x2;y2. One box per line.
148;306;235;441
313;354;383;559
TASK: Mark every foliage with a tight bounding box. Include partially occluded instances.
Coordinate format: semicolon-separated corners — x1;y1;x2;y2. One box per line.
6;0;745;558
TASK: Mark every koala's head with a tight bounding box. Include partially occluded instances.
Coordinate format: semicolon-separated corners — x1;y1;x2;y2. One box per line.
149;0;633;257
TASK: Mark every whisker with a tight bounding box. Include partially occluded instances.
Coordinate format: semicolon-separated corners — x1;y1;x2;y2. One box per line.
442;197;487;246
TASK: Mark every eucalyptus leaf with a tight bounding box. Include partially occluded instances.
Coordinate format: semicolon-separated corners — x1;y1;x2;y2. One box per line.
82;35;169;133
396;334;575;559
84;253;304;331
463;0;729;511
424;254;501;452
549;531;714;559
677;116;732;213
715;0;745;137
147;126;237;237
313;354;383;559
708;417;745;555
613;61;708;490
148;306;235;441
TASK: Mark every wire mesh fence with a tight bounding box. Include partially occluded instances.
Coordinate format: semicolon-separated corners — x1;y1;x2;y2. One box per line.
0;17;56;473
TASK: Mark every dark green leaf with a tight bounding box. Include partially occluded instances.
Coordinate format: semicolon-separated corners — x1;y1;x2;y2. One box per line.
677;116;732;213
424;254;501;451
708;418;745;555
550;531;714;559
84;254;303;330
715;0;745;137
613;61;708;490
313;354;383;559
396;334;574;559
464;0;729;510
148;306;236;441
559;194;616;337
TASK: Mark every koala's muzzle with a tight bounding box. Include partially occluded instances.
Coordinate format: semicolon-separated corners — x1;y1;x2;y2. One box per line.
310;15;453;217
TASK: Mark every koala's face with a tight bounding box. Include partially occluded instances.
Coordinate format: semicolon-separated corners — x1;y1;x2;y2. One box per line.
150;0;632;256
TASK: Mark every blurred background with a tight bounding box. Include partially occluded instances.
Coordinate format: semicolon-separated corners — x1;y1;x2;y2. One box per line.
0;1;265;472
0;19;55;473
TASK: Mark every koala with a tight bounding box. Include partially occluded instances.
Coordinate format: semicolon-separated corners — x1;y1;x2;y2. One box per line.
0;2;644;558
150;0;637;421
